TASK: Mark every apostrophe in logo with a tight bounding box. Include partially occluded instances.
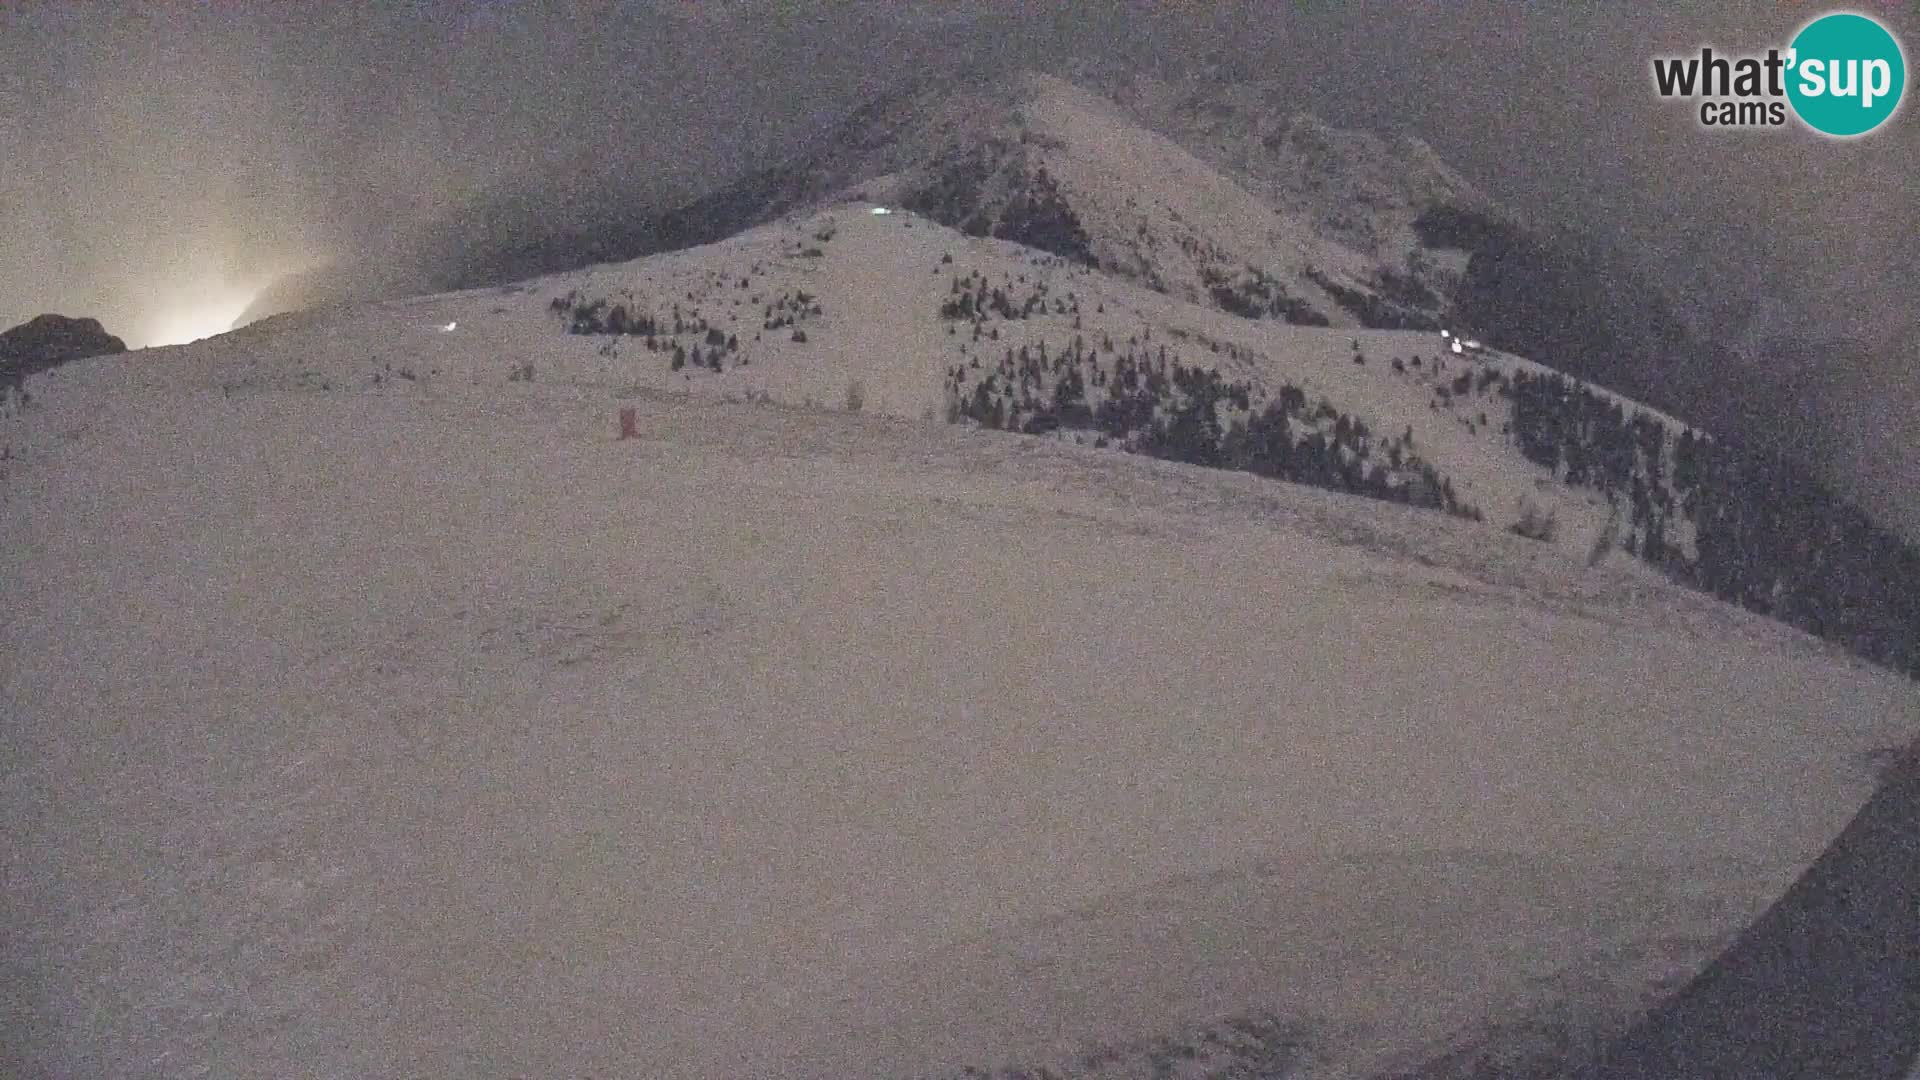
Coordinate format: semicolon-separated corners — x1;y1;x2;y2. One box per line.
1786;12;1906;137
1650;11;1906;137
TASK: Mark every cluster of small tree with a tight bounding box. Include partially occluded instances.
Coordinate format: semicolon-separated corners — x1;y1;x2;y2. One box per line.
552;291;757;375
552;292;673;340
1303;268;1440;331
1371;267;1441;311
1198;266;1331;326
1497;363;1920;676
1675;439;1920;675
667;330;742;373
901;142;1001;238
553;294;634;336
1384;346;1508;432
939;270;1076;323
763;289;822;330
1506;369;1681;560
992;165;1096;267
897;141;1097;267
942;335;1478;521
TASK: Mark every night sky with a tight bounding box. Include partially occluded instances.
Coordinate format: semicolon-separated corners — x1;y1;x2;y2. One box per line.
3;0;1915;535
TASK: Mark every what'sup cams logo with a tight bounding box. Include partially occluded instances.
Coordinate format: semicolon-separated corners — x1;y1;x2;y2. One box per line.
1653;11;1906;136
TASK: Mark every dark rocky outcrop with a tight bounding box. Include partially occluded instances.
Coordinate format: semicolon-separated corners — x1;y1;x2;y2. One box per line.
0;314;127;388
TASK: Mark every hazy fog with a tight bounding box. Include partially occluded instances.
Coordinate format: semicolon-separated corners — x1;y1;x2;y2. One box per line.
1;0;1914;535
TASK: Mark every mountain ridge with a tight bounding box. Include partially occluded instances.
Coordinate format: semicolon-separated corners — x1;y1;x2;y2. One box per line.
133;192;1920;679
198;64;1920;679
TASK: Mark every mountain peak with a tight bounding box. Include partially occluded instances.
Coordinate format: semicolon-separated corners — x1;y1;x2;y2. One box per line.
646;64;1494;335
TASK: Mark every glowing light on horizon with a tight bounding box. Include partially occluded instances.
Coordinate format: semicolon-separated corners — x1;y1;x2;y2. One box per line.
143;281;268;348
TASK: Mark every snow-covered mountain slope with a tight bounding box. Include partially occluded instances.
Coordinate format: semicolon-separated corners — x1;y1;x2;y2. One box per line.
1062;62;1493;262
612;64;1814;500
3;313;1915;1077
130;199;1920;685
653;69;1466;332
189;204;1692;566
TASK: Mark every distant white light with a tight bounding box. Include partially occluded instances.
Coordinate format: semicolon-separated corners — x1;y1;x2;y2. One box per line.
1440;328;1451;338
439;321;458;332
1450;338;1464;354
146;284;264;347
870;206;893;216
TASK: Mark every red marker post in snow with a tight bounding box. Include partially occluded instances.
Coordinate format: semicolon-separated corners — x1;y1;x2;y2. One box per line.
618;407;637;440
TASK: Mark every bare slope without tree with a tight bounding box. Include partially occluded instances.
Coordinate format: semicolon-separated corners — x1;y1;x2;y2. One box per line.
4;234;1918;1077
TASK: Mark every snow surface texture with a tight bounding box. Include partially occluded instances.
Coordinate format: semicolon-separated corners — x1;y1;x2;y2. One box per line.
4;215;1918;1079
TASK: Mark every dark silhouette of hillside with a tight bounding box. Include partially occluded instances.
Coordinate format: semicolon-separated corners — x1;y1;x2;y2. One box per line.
1500;365;1920;678
1578;739;1920;1080
1413;206;1778;458
0;314;126;393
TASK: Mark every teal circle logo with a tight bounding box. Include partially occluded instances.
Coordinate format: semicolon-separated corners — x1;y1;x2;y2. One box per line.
1786;12;1906;136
